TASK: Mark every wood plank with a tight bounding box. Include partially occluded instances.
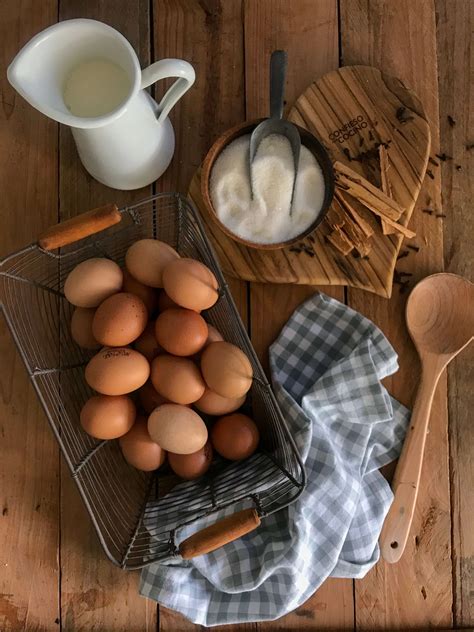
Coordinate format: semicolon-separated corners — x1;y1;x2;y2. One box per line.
57;1;157;630
340;0;452;627
243;1;354;629
0;2;60;630
153;0;248;327
153;1;250;629
435;0;474;626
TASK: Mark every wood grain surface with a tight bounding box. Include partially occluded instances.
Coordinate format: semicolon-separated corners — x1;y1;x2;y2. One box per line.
0;1;472;630
435;0;474;626
340;0;453;627
191;64;430;297
243;2;353;629
0;2;60;631
57;2;156;631
152;0;249;629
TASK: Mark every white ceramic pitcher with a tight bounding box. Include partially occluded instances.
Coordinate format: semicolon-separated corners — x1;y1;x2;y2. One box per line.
7;19;195;190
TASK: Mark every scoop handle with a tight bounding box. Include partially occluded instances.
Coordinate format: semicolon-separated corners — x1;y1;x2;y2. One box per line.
179;508;261;559
270;50;287;120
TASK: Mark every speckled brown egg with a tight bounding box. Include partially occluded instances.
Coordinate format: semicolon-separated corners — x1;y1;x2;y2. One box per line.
122;268;159;316
70;307;100;349
201;342;253;398
119;416;166;471
125;239;179;288
92;292;148;347
85;347;150;395
155;308;208;356
162;258;219;312
138;380;170;414
151;355;205;405
64;258;123;308
194;388;245;416
80;394;136;439
168;441;213;480
148;404;208;454
134;322;163;361
211;413;259;460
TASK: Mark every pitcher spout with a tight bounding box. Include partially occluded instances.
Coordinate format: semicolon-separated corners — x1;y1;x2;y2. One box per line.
7;19;140;129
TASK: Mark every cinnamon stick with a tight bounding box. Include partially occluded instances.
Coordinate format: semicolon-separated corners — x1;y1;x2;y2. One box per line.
373;215;416;238
326;227;354;255
334;161;404;221
335;190;374;238
332;197;371;256
378;145;396;235
325;200;346;229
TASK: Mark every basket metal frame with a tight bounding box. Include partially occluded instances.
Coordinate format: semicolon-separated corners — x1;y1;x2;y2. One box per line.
0;193;306;569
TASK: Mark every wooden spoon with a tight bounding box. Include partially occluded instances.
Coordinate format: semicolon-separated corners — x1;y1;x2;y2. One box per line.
380;273;474;563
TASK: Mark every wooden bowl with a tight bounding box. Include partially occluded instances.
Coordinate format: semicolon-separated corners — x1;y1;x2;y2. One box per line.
201;119;335;250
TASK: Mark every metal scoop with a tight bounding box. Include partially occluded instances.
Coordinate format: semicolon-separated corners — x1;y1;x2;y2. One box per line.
249;50;301;205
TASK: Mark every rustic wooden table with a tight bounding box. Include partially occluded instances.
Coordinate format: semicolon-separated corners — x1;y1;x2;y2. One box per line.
0;1;472;630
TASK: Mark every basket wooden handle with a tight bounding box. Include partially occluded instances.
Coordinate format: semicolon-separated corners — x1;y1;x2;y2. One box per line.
38;204;121;250
178;508;261;559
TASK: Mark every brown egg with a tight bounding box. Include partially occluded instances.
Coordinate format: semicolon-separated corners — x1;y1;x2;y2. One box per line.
168;441;213;480
155;308;208;356
162;258;219;312
125;239;179;288
70;307;100;349
201;342;253;399
211;413;260;460
122;268;159;316
205;325;224;347
157;290;182;312
80;394;136;439
134;322;163;361
119;416;166;471
148;404;208;454
64;258;123;308
85;347;150;395
194;388;245;416
138;380;170;413
92;292;148;347
151;355;205;404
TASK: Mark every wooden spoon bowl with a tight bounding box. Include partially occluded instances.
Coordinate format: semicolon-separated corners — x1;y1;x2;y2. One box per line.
201;119;334;250
406;273;474;356
380;273;474;563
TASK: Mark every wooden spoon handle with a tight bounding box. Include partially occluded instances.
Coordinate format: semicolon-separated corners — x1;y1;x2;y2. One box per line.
380;360;443;563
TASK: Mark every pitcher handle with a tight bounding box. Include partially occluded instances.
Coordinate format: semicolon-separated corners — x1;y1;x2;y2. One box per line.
140;59;195;125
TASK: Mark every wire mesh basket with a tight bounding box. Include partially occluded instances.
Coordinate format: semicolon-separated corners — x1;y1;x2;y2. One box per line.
0;193;305;569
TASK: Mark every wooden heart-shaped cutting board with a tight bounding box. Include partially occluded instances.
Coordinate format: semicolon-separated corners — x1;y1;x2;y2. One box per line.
188;65;430;297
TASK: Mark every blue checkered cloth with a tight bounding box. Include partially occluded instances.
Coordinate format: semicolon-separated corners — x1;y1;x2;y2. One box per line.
140;293;410;625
